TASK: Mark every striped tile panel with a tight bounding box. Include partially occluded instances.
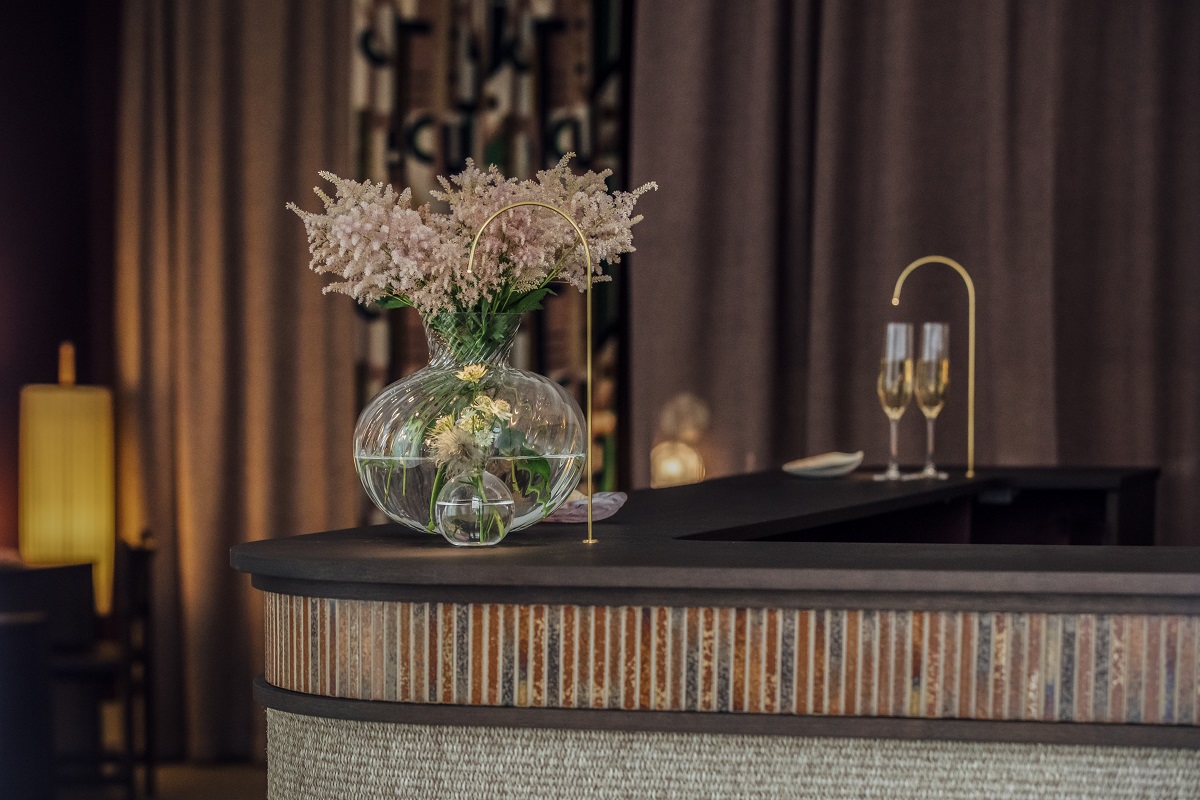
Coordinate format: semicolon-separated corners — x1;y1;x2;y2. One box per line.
264;594;1200;725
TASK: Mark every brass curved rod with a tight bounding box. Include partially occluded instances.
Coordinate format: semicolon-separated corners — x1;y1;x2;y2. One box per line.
891;255;976;478
467;201;597;543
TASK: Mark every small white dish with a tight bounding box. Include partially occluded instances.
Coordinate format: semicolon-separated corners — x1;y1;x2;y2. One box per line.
782;451;864;478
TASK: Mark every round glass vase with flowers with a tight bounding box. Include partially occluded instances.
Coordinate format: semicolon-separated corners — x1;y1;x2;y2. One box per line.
289;156;655;546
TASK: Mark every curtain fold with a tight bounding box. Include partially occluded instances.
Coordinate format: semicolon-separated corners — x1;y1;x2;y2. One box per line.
116;0;359;759
630;0;1200;545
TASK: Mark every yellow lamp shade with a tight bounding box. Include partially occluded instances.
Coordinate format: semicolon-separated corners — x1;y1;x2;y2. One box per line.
18;346;115;613
650;440;705;489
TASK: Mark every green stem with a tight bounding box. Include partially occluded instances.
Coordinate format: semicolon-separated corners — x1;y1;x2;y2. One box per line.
473;473;491;543
428;464;447;531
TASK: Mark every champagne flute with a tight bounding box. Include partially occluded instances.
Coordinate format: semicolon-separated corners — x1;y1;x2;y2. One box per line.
874;323;913;481
915;322;949;479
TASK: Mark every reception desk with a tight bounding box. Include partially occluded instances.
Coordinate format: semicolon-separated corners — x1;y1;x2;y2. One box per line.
232;469;1199;798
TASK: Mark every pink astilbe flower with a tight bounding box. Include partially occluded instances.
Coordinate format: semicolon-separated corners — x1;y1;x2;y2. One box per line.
287;172;437;307
289;155;656;317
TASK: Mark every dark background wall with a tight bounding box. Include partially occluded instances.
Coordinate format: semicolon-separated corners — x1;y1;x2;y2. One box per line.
0;1;118;549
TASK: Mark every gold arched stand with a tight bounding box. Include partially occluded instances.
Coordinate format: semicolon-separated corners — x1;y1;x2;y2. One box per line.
467;202;597;543
891;256;977;478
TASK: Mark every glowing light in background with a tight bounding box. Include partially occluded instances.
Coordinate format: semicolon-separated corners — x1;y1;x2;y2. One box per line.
650;392;709;488
19;342;115;612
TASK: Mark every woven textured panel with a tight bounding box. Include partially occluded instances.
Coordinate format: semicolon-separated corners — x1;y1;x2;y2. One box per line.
266;709;1200;799
265;594;1200;725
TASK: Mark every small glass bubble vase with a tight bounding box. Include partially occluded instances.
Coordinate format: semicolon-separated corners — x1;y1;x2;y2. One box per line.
353;312;586;543
435;471;515;546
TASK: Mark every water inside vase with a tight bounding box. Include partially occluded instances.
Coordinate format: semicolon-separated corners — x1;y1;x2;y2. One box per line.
355;452;585;532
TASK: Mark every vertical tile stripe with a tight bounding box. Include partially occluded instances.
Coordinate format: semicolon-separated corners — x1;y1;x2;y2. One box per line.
1059;615;1075;721
1146;616;1163;724
1043;614;1060;720
562;605;576;708
469;604;483;704
715;608;731;712
1178;615;1195;724
877;611;892;717
1127;615;1146;723
669;606;686;712
959;612;975;719
639;607;654;710
796;610;811;715
976;612;992;719
591;606;606;709
1093;613;1109;722
746;608;762;713
829;609;844;717
1007;613;1025;721
1076;614;1093;723
398;602;410;702
654;607;670;711
625;606;640;710
454;603;469;704
909;611;924;717
925;611;941;719
992;613;1007;720
546;605;561;707
813;610;827;715
609;604;619;710
500;604;514;706
686;607;701;712
860;610;876;717
765;608;780;714
700;606;705;714
1164;616;1178;724
1111;615;1126;723
942;611;959;718
533;605;547;708
517;605;531;707
732;608;747;713
840;609;859;714
892;611;908;718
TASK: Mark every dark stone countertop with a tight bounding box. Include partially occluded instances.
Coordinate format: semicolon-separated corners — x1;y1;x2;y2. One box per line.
231;468;1195;612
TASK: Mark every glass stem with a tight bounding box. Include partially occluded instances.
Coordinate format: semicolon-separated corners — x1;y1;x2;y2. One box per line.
925;416;936;474
888;418;900;478
474;473;489;543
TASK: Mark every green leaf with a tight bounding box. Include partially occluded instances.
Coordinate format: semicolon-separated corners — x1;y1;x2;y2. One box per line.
375;295;413;310
508;286;556;314
514;446;552;506
495;425;527;454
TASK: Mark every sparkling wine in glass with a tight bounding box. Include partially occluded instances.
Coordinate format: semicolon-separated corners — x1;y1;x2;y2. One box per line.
915;322;949;479
874;323;913;481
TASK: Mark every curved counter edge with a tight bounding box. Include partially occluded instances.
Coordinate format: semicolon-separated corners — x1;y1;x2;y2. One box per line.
248;573;1200;615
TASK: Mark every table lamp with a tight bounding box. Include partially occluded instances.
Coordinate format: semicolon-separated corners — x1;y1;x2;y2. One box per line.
18;342;115;613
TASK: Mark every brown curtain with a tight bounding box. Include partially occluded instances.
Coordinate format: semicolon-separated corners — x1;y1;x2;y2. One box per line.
116;0;359;759
630;0;1200;545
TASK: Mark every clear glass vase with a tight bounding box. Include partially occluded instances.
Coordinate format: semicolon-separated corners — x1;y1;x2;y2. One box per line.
353;312;586;542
